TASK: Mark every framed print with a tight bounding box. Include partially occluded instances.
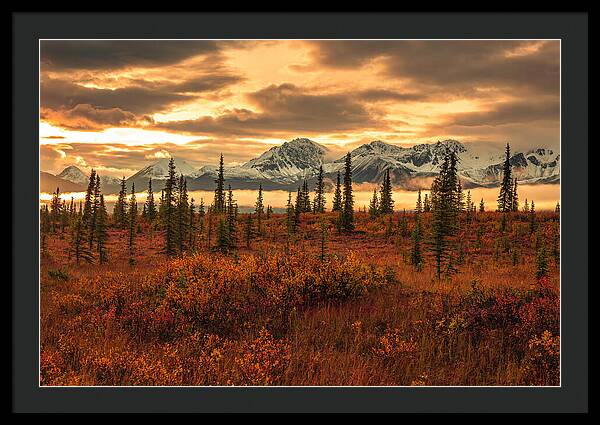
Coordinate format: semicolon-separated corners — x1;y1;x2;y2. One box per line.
12;12;588;413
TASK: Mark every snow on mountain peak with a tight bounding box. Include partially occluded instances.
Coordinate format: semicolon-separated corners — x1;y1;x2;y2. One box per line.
132;157;199;179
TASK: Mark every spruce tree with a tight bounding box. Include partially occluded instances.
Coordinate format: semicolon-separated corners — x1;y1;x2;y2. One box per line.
411;210;423;270
313;165;326;213
497;143;513;212
294;186;302;225
70;209;93;265
429;149;460;279
479;198;485;213
340;153;354;233
523;199;530;213
529;200;537;234
214;153;226;213
96;194;109;263
188;198;197;250
255;184;264;235
332;171;342;212
536;242;549;280
145;177;157;224
49;188;62;234
128;182;137;256
511;178;519;212
162;158;178;256
176;175;189;255
423;193;431;213
555;201;560;214
113;176;128;228
286;192;296;235
379;169;394;215
302;180;312;212
415;189;423;214
398;209;409;238
226;185;237;250
368;189;379;218
82;170;97;238
215;217;229;253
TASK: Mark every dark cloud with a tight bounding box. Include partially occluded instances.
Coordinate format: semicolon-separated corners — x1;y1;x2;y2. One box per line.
441;98;559;127
41;104;154;131
41;72;243;130
156;83;378;137
41;40;221;70
41;78;190;115
357;89;428;102
309;40;559;95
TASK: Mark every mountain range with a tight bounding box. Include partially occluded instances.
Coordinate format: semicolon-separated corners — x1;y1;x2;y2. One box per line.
41;138;560;194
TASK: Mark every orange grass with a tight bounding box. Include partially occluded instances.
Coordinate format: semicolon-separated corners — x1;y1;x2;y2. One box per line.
40;211;560;386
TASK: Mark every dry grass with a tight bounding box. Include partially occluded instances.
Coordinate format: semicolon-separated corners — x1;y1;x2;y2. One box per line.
40;211;560;386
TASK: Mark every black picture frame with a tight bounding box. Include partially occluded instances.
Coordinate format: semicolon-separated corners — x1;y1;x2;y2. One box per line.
12;12;588;413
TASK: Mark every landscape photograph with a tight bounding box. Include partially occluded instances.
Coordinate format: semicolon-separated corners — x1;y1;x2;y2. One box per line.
39;39;560;386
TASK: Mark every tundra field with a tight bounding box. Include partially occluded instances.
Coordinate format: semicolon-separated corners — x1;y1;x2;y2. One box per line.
40;209;560;386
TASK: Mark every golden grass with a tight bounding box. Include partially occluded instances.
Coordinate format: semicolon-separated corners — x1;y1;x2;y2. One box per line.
40;211;560;386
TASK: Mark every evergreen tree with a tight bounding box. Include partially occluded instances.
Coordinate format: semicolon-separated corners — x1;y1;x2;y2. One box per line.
302;180;312;212
511;178;519;212
244;213;255;248
255;184;264;235
423;193;431;213
529;200;537;234
555;201;560;214
415;189;423;214
313;165;326;213
145;177;157;224
536;242;549;279
266;205;272;220
70;209;93;265
40;205;50;257
128;182;137;256
162;158;178;256
378;169;394;215
226;185;237;250
479;198;485;213
176;175;189;255
188;198;197;250
96;194;109;263
294;186;302;225
332;171;342;212
497;142;513;212
428;149;460;279
198;198;206;240
340;153;354;233
81;170;97;240
411;210;423;270
466;190;473;223
286;192;296;235
213;153;226;213
49;187;62;233
398;209;409;237
456;180;465;212
113;176;128;228
215;217;229;253
368;189;379;218
523;198;530;213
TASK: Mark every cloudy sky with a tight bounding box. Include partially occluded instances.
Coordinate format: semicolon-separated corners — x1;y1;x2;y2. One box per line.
40;40;560;177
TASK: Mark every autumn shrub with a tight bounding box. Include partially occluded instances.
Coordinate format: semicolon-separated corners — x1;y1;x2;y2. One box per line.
521;330;560;385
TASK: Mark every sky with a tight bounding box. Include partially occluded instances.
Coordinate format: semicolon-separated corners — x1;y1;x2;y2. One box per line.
40;40;560;178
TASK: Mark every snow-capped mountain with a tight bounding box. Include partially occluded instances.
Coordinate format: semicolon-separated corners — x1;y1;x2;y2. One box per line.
57;165;122;189
323;139;559;187
238;138;328;183
50;138;559;194
57;165;89;186
128;157;199;180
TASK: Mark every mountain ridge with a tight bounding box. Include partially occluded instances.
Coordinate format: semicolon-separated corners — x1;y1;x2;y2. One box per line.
46;138;560;194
